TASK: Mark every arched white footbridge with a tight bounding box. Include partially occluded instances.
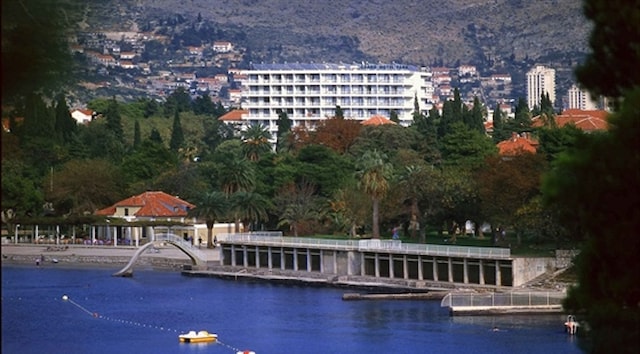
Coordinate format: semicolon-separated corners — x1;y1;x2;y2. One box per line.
113;233;207;277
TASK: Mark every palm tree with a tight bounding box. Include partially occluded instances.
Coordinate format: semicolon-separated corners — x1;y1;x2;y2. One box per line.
241;124;272;161
229;191;271;231
397;164;434;239
275;181;322;237
356;150;392;239
219;159;255;196
188;191;228;248
219;159;256;232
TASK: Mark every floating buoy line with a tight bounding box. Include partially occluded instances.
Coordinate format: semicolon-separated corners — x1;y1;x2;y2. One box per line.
62;294;254;353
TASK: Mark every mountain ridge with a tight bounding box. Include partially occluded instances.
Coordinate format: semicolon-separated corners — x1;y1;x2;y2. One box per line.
102;0;591;67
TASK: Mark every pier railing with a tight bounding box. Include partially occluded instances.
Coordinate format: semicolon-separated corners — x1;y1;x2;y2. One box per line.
154;233;207;261
218;233;510;259
440;291;565;308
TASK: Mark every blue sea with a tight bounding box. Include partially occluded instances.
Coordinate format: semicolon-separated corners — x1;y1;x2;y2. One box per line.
1;265;584;354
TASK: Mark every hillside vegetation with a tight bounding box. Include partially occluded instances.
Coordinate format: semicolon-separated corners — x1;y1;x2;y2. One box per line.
96;0;590;67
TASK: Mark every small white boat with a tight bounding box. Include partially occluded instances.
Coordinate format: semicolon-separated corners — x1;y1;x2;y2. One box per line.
564;315;579;335
178;330;218;343
236;351;256;354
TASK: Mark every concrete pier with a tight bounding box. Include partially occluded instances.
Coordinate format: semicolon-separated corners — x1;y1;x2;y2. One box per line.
216;235;555;289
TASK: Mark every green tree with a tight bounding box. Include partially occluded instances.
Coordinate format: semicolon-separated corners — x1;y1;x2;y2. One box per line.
510;97;532;133
104;96;124;142
574;0;640;102
335;105;344;119
466;96;485;133
275;181;323;237
241;124;272;161
356;150;392;239
476;153;548;245
492;105;511;143
440;122;497;168
229;191;271;231
276;109;292;150
164;87;192;116
390;110;399;123
46;159;125;215
411;111;441;165
536;124;585;162
1;0;78;102
188;191;228;248
54;94;76;144
192;93;216;115
544;101;640;352
542;1;640;351
169;109;185;152
133;120;141;150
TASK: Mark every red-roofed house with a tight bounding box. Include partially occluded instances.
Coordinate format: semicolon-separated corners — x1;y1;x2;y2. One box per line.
361;115;397;126
93;191;197;246
95;191;195;221
497;133;538;156
532;109;609;132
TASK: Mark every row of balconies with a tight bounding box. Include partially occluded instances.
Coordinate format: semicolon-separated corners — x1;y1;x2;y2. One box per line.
246;89;411;96
249;74;412;84
246;99;412;108
248;78;410;84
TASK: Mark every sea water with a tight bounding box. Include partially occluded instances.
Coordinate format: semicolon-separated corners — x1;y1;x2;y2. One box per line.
1;265;583;354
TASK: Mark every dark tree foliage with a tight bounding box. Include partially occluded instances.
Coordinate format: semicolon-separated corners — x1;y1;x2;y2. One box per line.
193;93;216;115
169;109;185;152
411;110;441;165
492;105;510;144
465;96;485;133
54;94;76;144
104;97;124;142
542;0;640;351
164;87;192;116
508;97;532;133
276;109;292;146
149;128;163;144
536;124;584;162
574;0;640;102
438;100;456;139
133;120;141;150
1;0;80;102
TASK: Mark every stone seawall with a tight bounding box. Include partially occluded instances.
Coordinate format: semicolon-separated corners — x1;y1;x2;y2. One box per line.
2;253;191;270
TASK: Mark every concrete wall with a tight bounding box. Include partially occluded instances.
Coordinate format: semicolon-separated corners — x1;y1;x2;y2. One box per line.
555;250;580;269
512;257;555;287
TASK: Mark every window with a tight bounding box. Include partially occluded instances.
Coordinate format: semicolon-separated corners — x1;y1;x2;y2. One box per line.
124;208;129;216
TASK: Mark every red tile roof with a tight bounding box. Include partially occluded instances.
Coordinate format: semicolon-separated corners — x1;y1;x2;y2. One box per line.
497;133;538;155
218;109;248;122
532;109;609;132
361;115;397;126
95;191;195;217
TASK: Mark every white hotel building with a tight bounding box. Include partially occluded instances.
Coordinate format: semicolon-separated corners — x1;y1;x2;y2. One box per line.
567;84;598;110
239;63;434;137
526;65;556;109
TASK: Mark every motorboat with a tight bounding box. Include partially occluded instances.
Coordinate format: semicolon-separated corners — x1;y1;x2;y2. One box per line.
237;351;256;354
178;330;218;343
564;315;579;335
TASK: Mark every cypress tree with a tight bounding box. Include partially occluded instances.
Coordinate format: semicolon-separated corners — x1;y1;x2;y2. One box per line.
169;109;184;151
133;120;141;150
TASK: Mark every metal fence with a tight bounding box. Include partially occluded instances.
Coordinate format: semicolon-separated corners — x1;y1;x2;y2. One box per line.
440;292;565;308
219;233;510;259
